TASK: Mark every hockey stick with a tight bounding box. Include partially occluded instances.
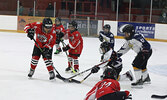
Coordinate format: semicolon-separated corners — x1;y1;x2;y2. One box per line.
61;41;76;74
56;59;111;84
32;38;80;83
151;94;167;99
80;72;92;83
67;59;111;80
32;38;61;76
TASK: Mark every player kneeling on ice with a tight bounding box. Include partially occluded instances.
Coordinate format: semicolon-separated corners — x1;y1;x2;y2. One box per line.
117;24;152;88
62;20;83;73
91;42;133;81
24;18;56;80
85;68;132;100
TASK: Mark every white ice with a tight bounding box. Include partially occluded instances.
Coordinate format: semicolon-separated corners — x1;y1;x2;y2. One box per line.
0;32;167;100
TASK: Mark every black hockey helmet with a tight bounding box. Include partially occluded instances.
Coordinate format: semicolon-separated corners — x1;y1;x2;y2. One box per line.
42;18;53;29
99;42;111;54
122;24;135;40
102;68;117;80
103;24;111;30
69;20;77;29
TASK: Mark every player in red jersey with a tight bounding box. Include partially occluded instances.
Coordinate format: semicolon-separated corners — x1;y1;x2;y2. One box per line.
62;20;83;73
85;68;131;100
54;17;66;54
24;18;56;80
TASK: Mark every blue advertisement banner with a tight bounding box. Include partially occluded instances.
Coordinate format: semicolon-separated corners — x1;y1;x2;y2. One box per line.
117;22;155;38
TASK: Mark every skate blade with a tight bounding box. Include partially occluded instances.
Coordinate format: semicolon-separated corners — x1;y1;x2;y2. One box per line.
143;81;151;84
131;85;143;89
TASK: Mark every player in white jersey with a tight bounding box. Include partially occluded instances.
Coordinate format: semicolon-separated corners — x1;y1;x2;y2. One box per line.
117;24;152;88
91;42;133;81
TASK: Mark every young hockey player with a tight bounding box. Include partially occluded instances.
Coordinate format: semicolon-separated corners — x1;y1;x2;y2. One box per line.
24;18;56;80
54;17;65;54
117;24;152;88
98;24;115;49
85;68;131;100
91;42;133;81
62;20;83;73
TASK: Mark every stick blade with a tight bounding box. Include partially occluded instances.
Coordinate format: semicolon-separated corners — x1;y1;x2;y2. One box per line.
56;74;81;84
151;95;167;99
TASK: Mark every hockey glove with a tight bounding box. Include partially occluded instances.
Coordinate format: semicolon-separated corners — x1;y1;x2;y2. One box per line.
62;45;70;52
27;28;35;40
42;47;50;58
91;66;100;73
125;91;132;100
98;35;103;42
110;51;117;61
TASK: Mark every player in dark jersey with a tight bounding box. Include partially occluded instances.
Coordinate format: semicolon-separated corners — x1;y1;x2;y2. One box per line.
91;42;133;81
117;24;152;88
98;24;115;49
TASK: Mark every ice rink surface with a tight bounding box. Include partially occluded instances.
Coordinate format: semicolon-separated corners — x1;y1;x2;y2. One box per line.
0;32;167;100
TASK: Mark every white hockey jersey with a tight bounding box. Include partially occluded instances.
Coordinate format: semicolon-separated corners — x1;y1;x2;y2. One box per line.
117;33;151;56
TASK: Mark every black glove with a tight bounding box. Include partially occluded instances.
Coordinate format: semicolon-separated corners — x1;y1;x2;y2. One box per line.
42;47;50;58
62;45;70;52
27;28;35;40
110;51;117;61
99;35;103;42
91;66;100;73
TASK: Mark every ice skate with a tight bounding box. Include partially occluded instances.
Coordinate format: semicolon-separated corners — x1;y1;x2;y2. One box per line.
71;69;79;74
49;71;55;80
126;70;134;81
28;68;35;78
131;78;143;89
143;74;151;84
65;67;72;73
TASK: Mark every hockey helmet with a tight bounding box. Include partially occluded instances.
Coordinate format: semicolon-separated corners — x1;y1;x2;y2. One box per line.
42;18;53;29
99;42;111;54
122;24;135;40
103;24;111;30
69;20;77;29
102;68;117;80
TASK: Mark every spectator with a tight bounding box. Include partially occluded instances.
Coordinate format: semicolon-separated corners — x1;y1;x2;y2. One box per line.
19;2;24;15
35;10;41;17
162;5;167;14
45;2;54;17
158;12;167;24
28;8;33;16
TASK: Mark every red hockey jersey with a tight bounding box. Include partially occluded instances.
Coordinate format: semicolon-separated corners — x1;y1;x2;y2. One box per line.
66;29;83;55
24;22;56;49
85;79;120;100
53;24;65;33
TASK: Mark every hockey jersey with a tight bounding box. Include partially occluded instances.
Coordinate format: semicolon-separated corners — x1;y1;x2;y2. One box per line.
117;33;151;57
99;50;122;70
85;79;120;100
66;29;83;55
99;31;115;49
53;24;65;33
24;22;56;49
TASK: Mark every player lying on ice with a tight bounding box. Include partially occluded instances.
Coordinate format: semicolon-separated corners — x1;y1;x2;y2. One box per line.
91;42;133;81
117;24;152;88
85;68;132;100
24;18;56;80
